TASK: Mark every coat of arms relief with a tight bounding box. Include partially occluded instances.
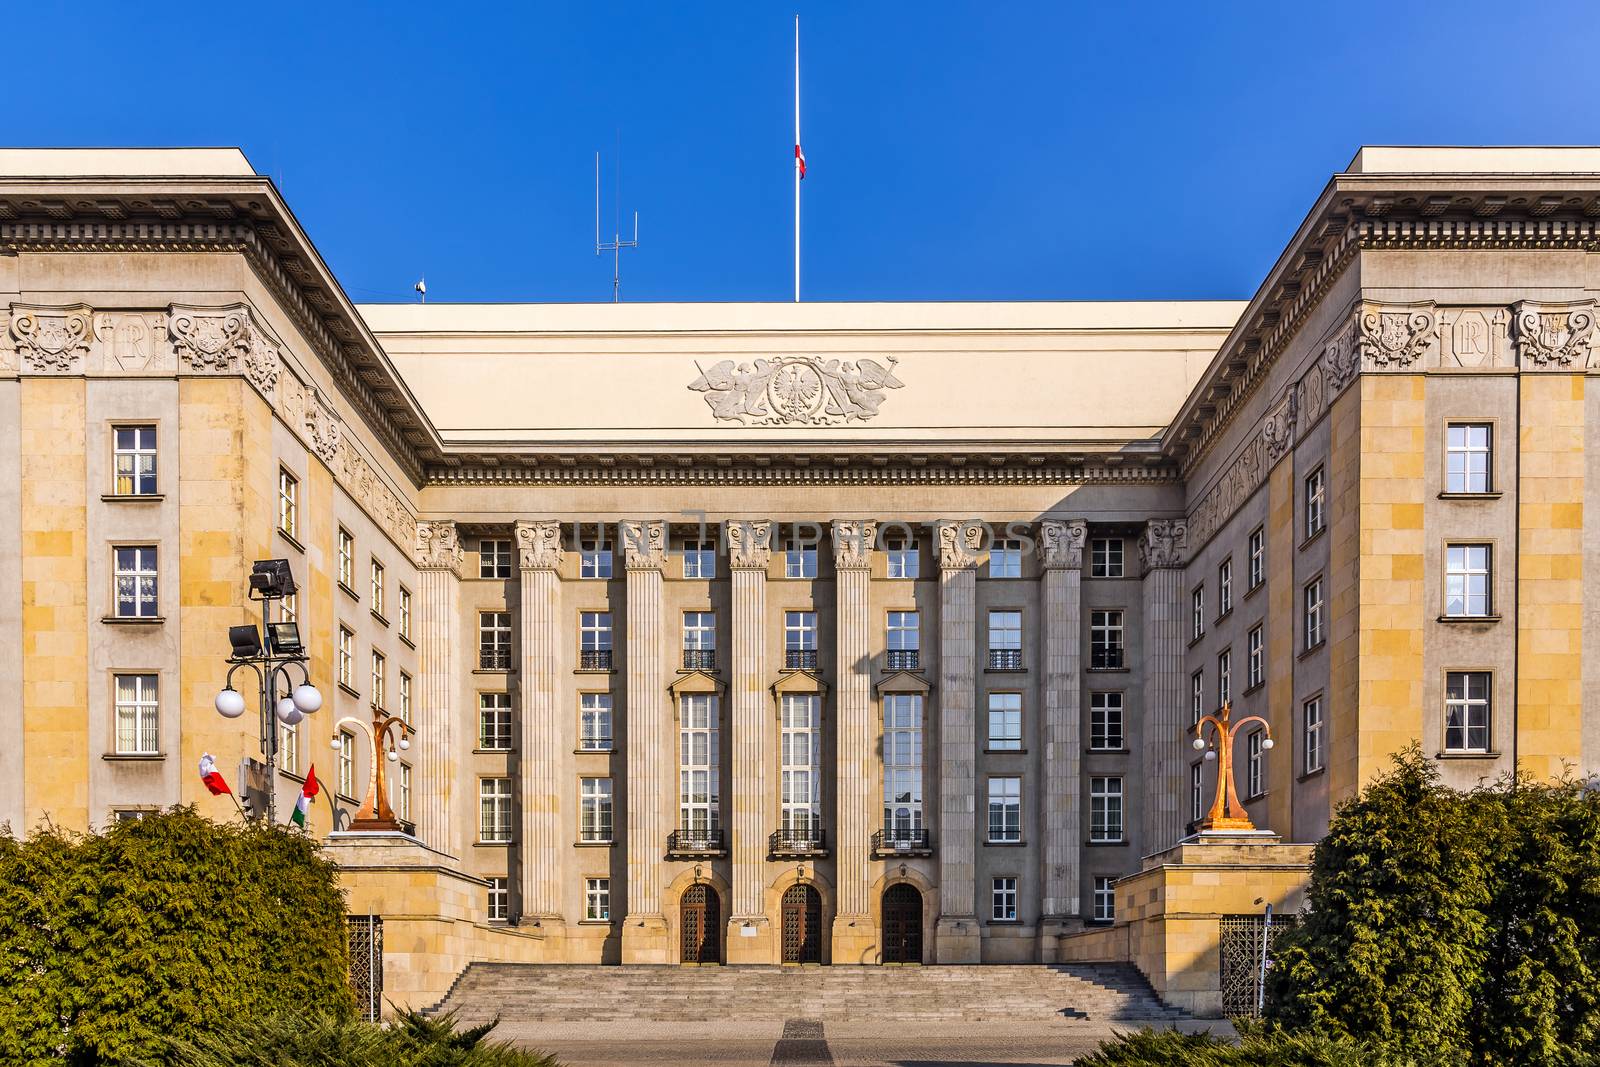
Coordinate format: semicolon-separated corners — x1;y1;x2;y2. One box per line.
689;354;904;424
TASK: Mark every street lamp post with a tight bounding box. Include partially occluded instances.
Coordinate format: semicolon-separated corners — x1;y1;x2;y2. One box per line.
213;559;323;825
1190;700;1274;833
332;705;414;832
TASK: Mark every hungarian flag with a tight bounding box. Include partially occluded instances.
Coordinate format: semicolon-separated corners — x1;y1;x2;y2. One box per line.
795;144;806;179
290;765;320;828
198;753;231;796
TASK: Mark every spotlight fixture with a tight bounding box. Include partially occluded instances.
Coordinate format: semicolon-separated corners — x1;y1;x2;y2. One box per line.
266;621;303;656
228;624;263;659
248;558;298;600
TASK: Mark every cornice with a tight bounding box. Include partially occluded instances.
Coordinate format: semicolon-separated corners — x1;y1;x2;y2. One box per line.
423;460;1182;487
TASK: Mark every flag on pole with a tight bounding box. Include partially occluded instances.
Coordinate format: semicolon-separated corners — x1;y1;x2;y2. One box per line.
289;764;320;828
198;753;231;796
795;143;806;180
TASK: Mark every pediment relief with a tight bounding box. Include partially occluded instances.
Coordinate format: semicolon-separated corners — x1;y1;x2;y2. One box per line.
771;669;829;699
668;670;727;699
873;670;933;697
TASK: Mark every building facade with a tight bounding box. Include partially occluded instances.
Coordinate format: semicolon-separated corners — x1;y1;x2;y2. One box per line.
3;147;1599;973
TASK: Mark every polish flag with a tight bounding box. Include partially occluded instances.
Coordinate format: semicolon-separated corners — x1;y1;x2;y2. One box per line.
795;144;806;180
198;753;232;796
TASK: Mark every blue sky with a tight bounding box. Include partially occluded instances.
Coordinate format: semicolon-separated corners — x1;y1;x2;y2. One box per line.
11;0;1599;303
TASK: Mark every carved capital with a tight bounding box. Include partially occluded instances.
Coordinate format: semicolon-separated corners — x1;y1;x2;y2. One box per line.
832;519;877;570
415;520;463;574
620;520;667;570
515;520;563;570
1138;519;1187;570
1357;301;1437;370
1036;520;1087;570
11;303;92;373
1514;299;1596;369
726;520;773;570
936;520;985;571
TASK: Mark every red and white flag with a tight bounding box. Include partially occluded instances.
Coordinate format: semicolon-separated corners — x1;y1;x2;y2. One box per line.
795;143;806;180
198;753;232;796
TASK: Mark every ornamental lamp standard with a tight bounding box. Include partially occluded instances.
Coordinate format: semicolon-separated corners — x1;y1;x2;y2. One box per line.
212;559;322;825
331;703;414;832
1190;700;1273;834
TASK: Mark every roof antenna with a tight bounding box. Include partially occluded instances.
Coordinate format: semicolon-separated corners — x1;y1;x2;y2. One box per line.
595;149;639;302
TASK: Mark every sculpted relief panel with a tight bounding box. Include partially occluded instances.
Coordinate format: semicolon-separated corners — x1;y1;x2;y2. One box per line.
689;354;904;425
10;303;93;373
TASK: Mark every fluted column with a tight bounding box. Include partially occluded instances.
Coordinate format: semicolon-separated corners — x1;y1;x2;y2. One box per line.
1038;520;1086;959
1140;520;1188;854
726;520;773;960
934;519;983;963
515;521;563;927
831;520;876;962
621;520;669;963
414;521;463;858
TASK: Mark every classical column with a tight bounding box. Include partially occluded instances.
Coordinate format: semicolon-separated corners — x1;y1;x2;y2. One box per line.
414;521;464;859
726;519;773;962
1139;519;1188;854
831;519;876;963
621;519;669;963
515;521;564;930
1037;520;1086;960
934;519;983;963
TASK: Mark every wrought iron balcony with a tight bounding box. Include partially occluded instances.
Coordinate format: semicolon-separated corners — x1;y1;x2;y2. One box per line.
682;648;717;671
666;827;726;857
768;827;828;858
987;648;1023;671
785;648;819;670
579;649;614;671
871;827;932;858
885;649;920;671
478;647;512;670
1091;646;1125;670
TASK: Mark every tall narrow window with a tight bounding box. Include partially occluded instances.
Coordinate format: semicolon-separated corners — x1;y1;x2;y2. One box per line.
114;426;158;496
1091;537;1124;578
683;611;716;670
886;533;919;579
1216;649;1232;708
370;558;386;618
398;763;412;822
479;611;511;670
1217;558;1233;617
1445;544;1492;617
1190;762;1204;822
887;610;920;671
337;627;354;688
784;611;818;670
580;777;614;842
1247;625;1265;689
486;877;509;922
1093;877;1116;922
784;536;817;579
1446;423;1493;494
580;537;613;579
479;538;512;579
679;695;720;836
579;612;613;670
1091;610;1125;669
479;692;512;750
113;673;159;755
682;539;716;579
1246;730;1265;799
1445;671;1492;753
1304;577;1325;649
399;587;412;641
987;692;1022;750
338;528;354;590
280;720;299;775
780;693;820;833
1090;692;1123;750
370;650;386;710
280;592;297;623
1248;526;1266;590
987;776;1022;842
1191;586;1206;641
337;730;355;797
1091;776;1124;842
991;877;1018;921
580;693;613;751
480;778;512;843
883;694;924;837
1303;697;1324;774
1304;467;1326;540
987;610;1022;670
276;466;297;535
1190;670;1204;725
989;539;1023;579
113;546;159;618
586;877;611;921
399;672;412;724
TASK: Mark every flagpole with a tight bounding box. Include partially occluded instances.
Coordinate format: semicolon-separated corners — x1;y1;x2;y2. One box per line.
793;14;800;304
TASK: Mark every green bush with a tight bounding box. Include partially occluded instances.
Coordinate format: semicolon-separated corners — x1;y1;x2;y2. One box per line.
1076;1025;1452;1066
0;808;353;1065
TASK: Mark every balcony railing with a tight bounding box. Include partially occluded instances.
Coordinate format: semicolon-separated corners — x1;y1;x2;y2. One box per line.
683;648;717;671
785;648;819;670
479;647;512;670
987;648;1023;671
886;649;920;671
579;649;614;671
871;827;932;857
667;827;726;857
1091;646;1125;670
768;827;828;857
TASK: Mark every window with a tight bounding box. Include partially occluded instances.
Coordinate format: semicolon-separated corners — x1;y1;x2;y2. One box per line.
1091;537;1123;579
370;650;386;709
887;610;920;670
1190;763;1204;822
1445;671;1492;753
113;546;159;618
580;693;613;751
337;730;355;797
988;610;1022;670
398;763;412;823
785;611;818;670
585;877;611;921
580;612;613;670
480;778;513;843
987;692;1022;751
990;539;1023;579
487;877;509;922
580;538;613;579
479;611;511;670
399;587;412;641
479;693;512;750
1304;467;1326;540
1091;610;1125;669
1217;649;1231;708
337;627;354;688
1304;578;1325;649
1303;697;1324;774
784;537;817;579
883;694;924;834
987;776;1022;842
280;593;297;623
683;539;716;579
679;695;720;833
338;528;354;590
1246;731;1265;799
780;694;820;833
479;538;512;579
1191;671;1204;725
991;877;1018;922
683;611;716;670
1091;776;1124;842
114;426;158;496
1093;877;1116;923
113;673;159;754
399;672;412;724
276;466;297;534
1218;559;1233;617
1445;544;1492;617
1248;526;1265;590
886;534;919;579
1191;586;1206;641
580;777;613;842
280;720;299;775
1090;692;1124;750
1447;422;1493;494
1247;626;1264;690
370;559;386;618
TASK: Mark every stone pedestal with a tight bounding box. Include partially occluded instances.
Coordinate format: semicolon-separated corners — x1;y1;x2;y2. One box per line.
726;918;776;964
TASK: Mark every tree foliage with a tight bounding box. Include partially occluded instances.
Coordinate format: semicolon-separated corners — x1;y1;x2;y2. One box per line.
0;808;353;1066
1077;1024;1452;1067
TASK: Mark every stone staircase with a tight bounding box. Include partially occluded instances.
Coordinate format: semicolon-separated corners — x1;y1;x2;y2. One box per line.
429;963;1190;1024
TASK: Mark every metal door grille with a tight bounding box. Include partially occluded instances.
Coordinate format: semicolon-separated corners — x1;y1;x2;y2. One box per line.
348;914;384;1021
1218;913;1296;1017
781;884;822;963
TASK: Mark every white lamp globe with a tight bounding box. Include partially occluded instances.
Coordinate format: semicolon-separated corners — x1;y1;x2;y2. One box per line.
1204;750;1217;762
1262;738;1275;750
275;698;303;726
1191;737;1206;751
399;737;410;751
215;687;247;719
291;683;323;714
331;733;343;748
386;748;399;762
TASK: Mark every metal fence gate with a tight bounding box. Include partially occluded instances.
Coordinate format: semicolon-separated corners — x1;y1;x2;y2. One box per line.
1218;913;1297;1018
348;915;384;1021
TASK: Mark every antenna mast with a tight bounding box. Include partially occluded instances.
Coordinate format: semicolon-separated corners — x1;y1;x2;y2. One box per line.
595;150;639;302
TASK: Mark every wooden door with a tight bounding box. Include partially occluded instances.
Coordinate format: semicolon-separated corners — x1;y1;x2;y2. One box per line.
781;884;823;963
882;883;922;964
680;884;721;964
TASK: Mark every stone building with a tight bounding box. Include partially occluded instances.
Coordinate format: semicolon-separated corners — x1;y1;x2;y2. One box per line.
3;147;1599;988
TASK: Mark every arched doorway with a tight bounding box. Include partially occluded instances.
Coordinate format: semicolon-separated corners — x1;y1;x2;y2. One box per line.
781;883;823;964
882;883;923;964
680;884;721;964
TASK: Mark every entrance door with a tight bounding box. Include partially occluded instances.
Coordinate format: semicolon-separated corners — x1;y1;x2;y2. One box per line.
881;883;923;964
680;884;721;964
781;884;823;964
